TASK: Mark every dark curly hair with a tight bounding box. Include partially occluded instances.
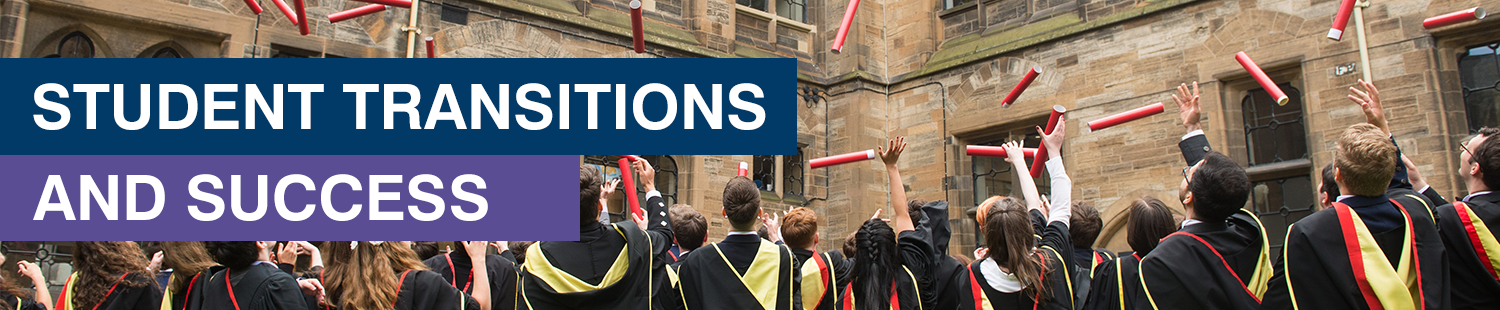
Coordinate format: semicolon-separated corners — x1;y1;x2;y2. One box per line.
204;241;261;270
72;242;153;309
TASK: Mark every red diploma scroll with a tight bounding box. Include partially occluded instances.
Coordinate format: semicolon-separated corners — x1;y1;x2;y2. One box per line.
351;0;411;8
831;0;861;52
1327;0;1356;40
1001;67;1042;107
329;4;386;23
810;149;876;169
630;0;645;54
1234;51;1289;106
1029;105;1065;178
616;156;645;220
738;162;749;177
242;0;264;14
965;146;1037;158
271;0;299;25
1087;102;1165;132
294;0;309;35
425;37;436;58
1423;7;1486;29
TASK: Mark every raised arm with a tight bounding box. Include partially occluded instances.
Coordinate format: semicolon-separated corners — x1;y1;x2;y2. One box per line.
880;136;915;233
1002;141;1043;212
462;241;492;310
1175;82;1212;166
1350;80;1416;187
1039;117;1072;226
18;261;52;310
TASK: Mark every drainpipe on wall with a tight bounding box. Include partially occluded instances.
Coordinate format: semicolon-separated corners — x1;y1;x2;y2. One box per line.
402;1;421;58
1353;0;1373;82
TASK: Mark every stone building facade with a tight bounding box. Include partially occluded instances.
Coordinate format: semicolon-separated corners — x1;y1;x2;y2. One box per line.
3;0;1498;257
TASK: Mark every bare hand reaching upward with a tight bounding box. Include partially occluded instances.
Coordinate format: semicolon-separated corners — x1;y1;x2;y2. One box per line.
1348;79;1389;134
1174;82;1202;132
1002;141;1027;165
879;136;907;168
1038;117;1067;159
632;159;657;193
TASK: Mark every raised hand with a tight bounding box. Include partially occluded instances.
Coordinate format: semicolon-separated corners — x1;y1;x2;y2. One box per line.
1348;79;1388;134
1402;155;1428;191
1038;117;1067;159
276;242;298;265
17;261;45;282
1174;82;1202;132
878;136;907;168
601;178;620;198
1002;141;1027;165
632;159;657;192
148;251;164;273
761;212;783;243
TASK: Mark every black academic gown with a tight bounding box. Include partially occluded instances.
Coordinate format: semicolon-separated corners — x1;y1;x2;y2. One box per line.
58;272;162;310
915;201;965;310
193;263;307;310
793;249;850;310
423;253;519;310
678;234;799;310
1070;248;1115;308
1260;195;1448;310
831;228;932;310
958;210;1076;310
519;194;672;310
1081;253;1142;310
0;289;45;310
1138;208;1270;310
1436;191;1500;309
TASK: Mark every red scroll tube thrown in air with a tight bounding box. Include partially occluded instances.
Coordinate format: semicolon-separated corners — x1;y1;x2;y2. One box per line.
738;162;749;177
1086;102;1165;132
351;0;412;8
271;0;300;25
1327;0;1357;40
329;4;386;23
1028;105;1065;178
425;37;437;58
295;0;310;35
630;0;645;53
616;155;646;220
831;0;861;52
965;146;1037;158
242;0;264;14
1234;51;1289;106
1423;7;1487;29
1001;67;1042;108
810;150;876;169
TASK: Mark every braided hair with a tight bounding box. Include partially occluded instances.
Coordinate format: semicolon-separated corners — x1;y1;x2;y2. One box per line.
852;218;899;310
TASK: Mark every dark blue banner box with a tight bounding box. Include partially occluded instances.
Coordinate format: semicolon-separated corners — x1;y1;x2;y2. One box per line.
0;58;797;155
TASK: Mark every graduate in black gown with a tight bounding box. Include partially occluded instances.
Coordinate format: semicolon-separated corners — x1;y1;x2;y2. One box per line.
907;199;963;310
960;122;1077;310
1082;196;1177;310
781;207;851;310
1067;202;1114;307
521;162;673;310
660;205;707;310
832;137;933;310
197;242;311;310
156;242;215;310
423;242;518;310
55;242;161;310
2;258;52;310
1434;127;1500;309
1260;81;1448;310
677;173;798;310
1136;82;1272;310
322;241;483;310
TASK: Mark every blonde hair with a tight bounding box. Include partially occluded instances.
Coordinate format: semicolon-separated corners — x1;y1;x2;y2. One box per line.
1335;123;1397;196
323;242;430;310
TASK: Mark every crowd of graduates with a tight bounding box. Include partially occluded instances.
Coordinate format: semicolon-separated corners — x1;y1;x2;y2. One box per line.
2;78;1498;310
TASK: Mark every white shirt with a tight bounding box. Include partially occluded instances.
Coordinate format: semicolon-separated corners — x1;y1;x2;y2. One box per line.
978;257;1025;293
1046;157;1073;227
1465;191;1493;202
1181;218;1203;228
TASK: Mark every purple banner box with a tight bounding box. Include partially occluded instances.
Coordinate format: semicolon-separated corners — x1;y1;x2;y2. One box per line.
0;155;580;241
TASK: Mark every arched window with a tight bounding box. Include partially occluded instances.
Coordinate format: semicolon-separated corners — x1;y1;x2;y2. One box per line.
583;155;680;221
47;32;95;58
1241;82;1312;260
152;47;182;58
782;148;804;198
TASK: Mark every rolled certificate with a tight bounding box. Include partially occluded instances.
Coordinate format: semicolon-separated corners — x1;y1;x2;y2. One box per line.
617;156;644;219
810;149;876;169
1234;51;1289;106
294;0;310;35
630;0;645;53
1029;105;1065;178
271;0;300;25
1423;7;1486;29
831;0;861;52
1087;102;1165;132
350;0;411;8
1001;67;1042;108
965;146;1037;158
738;162;749;177
329;4;386;23
1327;0;1356;40
242;0;264;14
425;37;436;58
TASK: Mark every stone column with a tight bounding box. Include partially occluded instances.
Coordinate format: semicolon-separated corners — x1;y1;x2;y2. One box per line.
0;0;29;58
